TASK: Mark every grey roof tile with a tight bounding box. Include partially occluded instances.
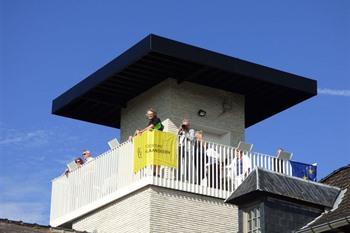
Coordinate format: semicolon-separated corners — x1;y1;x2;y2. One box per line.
225;167;340;208
299;164;350;231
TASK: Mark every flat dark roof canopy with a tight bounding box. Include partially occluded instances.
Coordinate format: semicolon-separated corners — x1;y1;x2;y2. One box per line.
52;34;317;128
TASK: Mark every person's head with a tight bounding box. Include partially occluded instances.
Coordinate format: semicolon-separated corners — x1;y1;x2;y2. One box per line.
145;108;157;120
181;119;190;130
195;130;203;141
82;150;91;159
75;157;84;166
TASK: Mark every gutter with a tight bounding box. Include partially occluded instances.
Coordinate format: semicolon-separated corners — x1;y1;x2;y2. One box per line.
295;216;350;233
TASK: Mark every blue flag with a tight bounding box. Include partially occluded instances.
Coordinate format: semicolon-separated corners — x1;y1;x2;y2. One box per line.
290;161;317;181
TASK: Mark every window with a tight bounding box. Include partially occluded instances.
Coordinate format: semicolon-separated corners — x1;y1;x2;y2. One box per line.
244;206;262;233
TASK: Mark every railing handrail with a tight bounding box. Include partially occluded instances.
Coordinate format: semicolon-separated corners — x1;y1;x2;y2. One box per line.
52;137;303;182
52;140;132;181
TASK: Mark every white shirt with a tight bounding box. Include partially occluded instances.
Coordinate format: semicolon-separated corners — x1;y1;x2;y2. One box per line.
178;128;195;146
85;156;94;163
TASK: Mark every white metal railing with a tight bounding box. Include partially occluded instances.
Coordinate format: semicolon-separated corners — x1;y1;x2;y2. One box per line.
50;138;294;226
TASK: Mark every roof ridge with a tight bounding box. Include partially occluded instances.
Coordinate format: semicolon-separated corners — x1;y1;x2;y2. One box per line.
256;167;260;190
256;166;341;191
319;164;350;183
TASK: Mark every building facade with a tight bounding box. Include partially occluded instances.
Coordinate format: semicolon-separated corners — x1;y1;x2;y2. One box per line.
48;34;327;233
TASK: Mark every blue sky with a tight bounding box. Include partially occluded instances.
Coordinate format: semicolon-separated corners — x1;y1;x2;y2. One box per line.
0;0;349;225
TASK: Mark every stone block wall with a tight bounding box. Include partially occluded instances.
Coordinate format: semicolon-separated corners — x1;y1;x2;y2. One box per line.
120;78;245;146
72;185;239;233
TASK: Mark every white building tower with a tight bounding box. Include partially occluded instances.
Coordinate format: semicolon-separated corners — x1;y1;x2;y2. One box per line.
50;34;317;233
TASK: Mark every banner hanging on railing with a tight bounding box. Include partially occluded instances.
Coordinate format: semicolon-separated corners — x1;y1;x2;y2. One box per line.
133;130;177;173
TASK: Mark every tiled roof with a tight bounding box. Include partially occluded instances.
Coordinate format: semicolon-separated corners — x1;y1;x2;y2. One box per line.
0;219;89;233
225;167;340;208
299;164;350;231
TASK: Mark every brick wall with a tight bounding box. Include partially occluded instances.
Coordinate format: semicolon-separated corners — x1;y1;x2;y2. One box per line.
120;79;173;142
150;186;238;233
120;78;245;146
72;185;239;233
72;187;152;233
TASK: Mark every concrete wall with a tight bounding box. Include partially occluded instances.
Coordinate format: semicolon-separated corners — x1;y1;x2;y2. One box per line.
120;79;245;146
72;185;239;233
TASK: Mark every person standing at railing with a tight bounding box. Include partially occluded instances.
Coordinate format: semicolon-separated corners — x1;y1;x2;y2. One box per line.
82;150;94;163
75;157;84;166
129;108;164;141
235;149;251;178
194;130;207;185
136;108;164;135
64;157;84;176
130;108;164;176
177;119;195;181
236;150;244;176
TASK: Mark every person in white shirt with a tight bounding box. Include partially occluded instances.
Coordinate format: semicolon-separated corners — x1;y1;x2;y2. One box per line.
178;119;195;145
82;150;94;163
177;119;195;181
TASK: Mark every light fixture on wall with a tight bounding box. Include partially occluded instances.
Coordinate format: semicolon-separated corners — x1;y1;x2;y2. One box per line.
198;109;206;117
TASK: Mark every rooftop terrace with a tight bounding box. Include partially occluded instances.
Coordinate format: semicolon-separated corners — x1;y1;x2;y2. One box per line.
50;34;319;228
50;134;317;227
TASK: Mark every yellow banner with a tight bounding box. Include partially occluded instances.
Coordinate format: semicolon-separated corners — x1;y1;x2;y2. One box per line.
133;130;177;173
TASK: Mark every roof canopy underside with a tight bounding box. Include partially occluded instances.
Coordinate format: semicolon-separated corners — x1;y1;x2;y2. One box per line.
52;34;317;128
